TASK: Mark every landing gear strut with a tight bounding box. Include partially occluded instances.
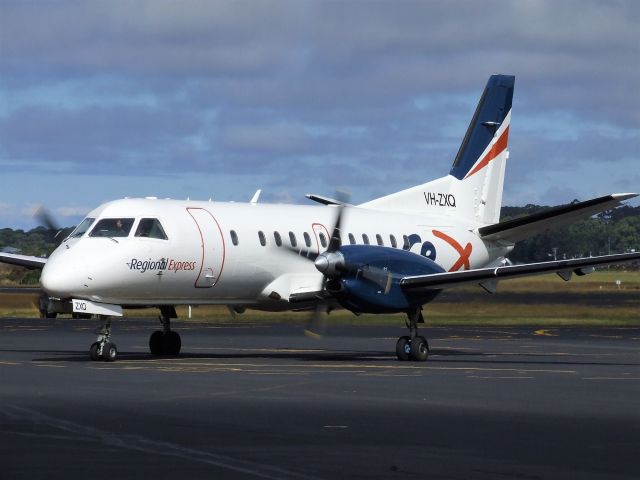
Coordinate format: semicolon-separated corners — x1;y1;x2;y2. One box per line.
396;308;429;362
149;306;181;356
89;315;117;362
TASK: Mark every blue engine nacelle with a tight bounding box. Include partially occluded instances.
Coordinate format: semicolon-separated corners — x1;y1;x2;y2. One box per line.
328;245;445;314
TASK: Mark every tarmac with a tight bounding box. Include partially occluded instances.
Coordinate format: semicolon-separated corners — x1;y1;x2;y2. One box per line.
1;318;639;479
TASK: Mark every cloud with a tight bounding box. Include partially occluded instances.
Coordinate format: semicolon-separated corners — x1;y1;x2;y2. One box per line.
0;0;638;228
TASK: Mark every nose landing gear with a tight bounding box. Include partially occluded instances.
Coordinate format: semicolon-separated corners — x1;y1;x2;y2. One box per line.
396;309;429;362
89;315;117;362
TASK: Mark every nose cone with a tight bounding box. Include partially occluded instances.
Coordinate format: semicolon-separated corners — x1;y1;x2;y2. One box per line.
40;258;70;298
314;254;329;273
40;247;87;298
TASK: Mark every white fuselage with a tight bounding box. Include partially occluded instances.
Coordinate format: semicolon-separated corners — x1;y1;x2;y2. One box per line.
40;198;507;310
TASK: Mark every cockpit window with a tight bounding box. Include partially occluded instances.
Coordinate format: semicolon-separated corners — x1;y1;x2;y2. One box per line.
89;218;135;238
135;218;168;240
68;217;95;238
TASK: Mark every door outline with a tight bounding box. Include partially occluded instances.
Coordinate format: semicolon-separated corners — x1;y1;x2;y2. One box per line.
187;208;226;288
312;223;331;254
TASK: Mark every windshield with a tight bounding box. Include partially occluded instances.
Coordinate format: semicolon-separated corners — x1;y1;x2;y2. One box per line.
89;218;135;238
68;217;95;238
135;218;168;240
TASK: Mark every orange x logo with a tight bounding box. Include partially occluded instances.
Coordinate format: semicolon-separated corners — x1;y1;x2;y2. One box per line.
432;230;472;271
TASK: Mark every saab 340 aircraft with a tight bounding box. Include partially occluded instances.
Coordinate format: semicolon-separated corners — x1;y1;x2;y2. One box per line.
1;74;638;363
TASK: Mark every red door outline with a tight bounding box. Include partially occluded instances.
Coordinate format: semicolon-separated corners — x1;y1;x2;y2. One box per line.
187;208;226;288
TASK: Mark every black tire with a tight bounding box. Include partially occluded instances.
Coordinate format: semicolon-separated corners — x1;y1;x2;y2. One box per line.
102;342;117;362
149;330;164;355
46;311;57;319
396;336;411;361
163;331;181;356
410;336;429;362
89;342;101;361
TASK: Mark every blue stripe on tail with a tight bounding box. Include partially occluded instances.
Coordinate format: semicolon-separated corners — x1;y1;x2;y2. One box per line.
449;75;515;180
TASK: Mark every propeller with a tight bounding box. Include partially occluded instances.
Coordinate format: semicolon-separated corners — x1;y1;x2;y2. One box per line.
34;206;63;241
292;191;350;337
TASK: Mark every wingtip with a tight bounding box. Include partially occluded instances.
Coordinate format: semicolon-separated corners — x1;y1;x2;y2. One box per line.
611;193;639;201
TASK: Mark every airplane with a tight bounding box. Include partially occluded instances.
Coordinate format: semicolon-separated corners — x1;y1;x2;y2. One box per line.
1;74;638;363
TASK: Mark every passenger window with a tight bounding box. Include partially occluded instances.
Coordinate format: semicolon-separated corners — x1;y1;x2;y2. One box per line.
258;231;266;246
289;231;297;247
135;218;168;240
274;231;282;247
318;232;327;248
230;230;239;246
303;232;311;247
376;234;383;246
348;233;356;245
390;234;397;248
90;218;135;238
362;234;370;245
402;235;410;250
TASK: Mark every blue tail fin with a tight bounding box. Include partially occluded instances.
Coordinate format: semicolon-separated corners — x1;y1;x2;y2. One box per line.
449;75;514;180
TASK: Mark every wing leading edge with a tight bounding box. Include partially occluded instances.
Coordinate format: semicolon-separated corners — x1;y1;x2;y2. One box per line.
401;252;640;293
0;252;47;269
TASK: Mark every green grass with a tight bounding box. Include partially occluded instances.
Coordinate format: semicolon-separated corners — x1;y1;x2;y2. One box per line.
0;270;638;326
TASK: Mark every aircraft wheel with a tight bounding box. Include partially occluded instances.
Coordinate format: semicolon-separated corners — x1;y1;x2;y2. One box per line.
396;336;411;361
149;330;164;355
103;342;118;362
163;331;181;356
410;336;429;362
89;342;101;361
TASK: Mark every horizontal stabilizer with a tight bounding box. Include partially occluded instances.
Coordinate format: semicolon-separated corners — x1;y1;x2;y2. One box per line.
0;252;47;270
306;194;352;206
401;252;640;292
479;193;638;243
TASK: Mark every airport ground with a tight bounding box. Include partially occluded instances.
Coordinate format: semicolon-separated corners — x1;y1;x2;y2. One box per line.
1;317;638;480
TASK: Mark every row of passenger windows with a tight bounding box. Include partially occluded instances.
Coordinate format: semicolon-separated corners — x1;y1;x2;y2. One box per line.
228;230;411;249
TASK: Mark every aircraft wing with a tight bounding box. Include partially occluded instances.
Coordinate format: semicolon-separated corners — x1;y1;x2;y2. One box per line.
400;252;640;293
479;193;637;243
0;252;47;269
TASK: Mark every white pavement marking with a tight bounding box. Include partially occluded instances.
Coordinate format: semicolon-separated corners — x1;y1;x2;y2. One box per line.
3;405;324;480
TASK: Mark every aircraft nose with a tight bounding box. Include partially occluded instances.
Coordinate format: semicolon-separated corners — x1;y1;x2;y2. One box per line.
40;260;69;297
40;252;87;298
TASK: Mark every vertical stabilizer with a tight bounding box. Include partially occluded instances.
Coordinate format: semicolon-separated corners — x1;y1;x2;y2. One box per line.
360;74;515;226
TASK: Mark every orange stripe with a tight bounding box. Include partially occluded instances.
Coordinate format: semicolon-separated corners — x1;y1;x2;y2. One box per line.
464;125;509;179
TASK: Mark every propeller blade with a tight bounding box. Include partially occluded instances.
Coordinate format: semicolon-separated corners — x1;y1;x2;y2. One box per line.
304;304;328;339
35;206;60;232
283;245;320;261
360;266;394;294
326;190;349;253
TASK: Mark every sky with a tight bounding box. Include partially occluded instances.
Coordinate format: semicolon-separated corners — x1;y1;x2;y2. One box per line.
0;0;639;229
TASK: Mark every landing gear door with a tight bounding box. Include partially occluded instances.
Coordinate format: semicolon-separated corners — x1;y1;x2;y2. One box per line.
187;208;226;288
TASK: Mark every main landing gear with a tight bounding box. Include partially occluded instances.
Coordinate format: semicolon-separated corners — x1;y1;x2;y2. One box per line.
89;315;118;362
149;306;181;356
396;309;429;362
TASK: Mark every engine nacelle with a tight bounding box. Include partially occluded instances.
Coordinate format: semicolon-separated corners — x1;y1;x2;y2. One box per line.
330;245;445;313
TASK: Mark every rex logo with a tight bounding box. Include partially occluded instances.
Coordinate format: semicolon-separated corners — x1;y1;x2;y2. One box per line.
432;230;472;271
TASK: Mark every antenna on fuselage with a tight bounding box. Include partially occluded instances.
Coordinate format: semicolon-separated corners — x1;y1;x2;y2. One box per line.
250;189;262;204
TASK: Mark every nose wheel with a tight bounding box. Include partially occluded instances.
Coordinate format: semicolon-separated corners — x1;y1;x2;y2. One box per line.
88;316;118;362
396;309;430;362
